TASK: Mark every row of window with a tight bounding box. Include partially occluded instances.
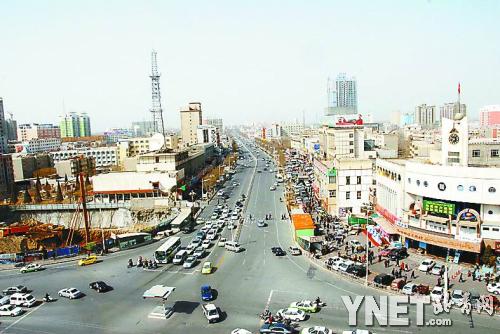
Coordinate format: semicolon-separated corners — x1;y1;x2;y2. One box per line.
328;190;362;200
471;149;500;158
408;178;497;194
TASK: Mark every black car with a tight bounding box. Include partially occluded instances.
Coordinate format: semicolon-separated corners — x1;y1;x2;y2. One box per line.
89;281;111;293
272;247;286;256
347;264;367;277
389;248;408;261
373;274;394;286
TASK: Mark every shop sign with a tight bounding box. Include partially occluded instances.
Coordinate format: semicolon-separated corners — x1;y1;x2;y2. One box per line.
309;236;325;243
457;208;480;222
423;200;455;215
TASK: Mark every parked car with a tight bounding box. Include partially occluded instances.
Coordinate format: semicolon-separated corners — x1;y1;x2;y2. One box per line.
391;278;406;290
389;248;408;260
0;304;23;317
289;300;319;313
3;286;27;295
78;255;98;266
89;281;111;293
373;274;394;286
20;263;42;274
430;286;444;302
430;263;444;276
346;264;366;277
58;288;83;299
451;289;464;305
402;283;418;295
300;326;334;334
487;282;500;295
418;259;435;272
218;238;227;247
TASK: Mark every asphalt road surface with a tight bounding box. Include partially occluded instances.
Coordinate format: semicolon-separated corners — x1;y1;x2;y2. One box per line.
0;137;498;334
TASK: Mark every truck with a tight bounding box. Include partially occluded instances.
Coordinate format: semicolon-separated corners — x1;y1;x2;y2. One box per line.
201;303;220;323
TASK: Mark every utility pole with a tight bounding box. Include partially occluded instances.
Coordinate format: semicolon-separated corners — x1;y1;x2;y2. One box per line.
79;173;90;244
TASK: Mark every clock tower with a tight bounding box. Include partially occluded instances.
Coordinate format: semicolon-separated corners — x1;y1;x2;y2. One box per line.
441;113;468;166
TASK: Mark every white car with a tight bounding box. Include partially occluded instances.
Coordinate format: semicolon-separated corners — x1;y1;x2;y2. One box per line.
418;259;435;272
270;186;276;191
402;283;418;295
0;304;23;317
183;256;197;269
487;282;500;295
211;213;219;220
217;190;225;196
20;263;42;274
450;289;464;305
277;307;306;321
231;329;252;334
430;286;443;302
218;238;227;247
202;240;212;249
301;326;333;334
193;247;205;259
342;330;374;334
289;246;302;255
207;231;217;241
338;261;354;272
227;223;236;230
231;213;239;220
430;263;444;275
58;288;83;299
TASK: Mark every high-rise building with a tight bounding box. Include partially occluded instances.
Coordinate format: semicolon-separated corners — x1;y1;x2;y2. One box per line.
17;123;61;141
440;102;466;121
131;120;155;137
205;118;223;133
326;73;358;115
0;154;14;198
0;98;8;153
414;104;437;129
479;105;500;127
59;112;91;138
180;102;203;147
5;119;17;141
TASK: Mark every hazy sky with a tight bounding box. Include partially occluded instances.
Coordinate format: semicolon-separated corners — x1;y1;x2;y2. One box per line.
0;0;499;131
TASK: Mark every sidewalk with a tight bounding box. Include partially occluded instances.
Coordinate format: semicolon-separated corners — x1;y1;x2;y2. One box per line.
0;253;88;271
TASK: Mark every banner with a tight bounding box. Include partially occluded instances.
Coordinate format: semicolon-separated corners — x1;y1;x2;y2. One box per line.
365;225;389;247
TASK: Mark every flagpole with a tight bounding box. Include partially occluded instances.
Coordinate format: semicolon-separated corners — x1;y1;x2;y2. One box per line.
365;208;369;286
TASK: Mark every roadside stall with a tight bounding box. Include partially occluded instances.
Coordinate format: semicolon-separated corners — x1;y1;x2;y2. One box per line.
143;285;176;319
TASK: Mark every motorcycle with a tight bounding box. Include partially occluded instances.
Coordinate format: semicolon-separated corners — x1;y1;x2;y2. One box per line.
259;309;271;320
43;295;55;302
314;297;327;307
127;259;134;268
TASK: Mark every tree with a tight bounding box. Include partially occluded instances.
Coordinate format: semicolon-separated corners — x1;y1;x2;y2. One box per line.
22;190;32;204
481;245;496;267
35;176;42;191
34;184;42;203
56;181;63;202
10;184;18;204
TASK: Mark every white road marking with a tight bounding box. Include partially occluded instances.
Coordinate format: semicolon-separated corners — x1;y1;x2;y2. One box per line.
0;302;45;334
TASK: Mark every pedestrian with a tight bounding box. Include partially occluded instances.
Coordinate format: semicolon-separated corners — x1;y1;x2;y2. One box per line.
392;268;396;276
437;277;441;286
459;272;463;283
426;267;430;275
411;270;416;279
369;257;373;265
378;254;382;263
396;258;400;267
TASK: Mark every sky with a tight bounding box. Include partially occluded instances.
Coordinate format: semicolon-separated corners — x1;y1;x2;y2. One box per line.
0;0;499;132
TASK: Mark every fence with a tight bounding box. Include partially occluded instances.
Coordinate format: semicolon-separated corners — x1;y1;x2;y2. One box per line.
46;245;80;259
10;202;131;211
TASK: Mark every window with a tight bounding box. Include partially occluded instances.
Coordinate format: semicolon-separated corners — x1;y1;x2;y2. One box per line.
489;187;496;193
408;178;411;184
493;228;500;232
472;150;481;157
357;191;362;199
329;190;336;198
469;185;477;192
349;141;354;145
488;210;493;215
346;176;350;185
423;181;429;187
483;227;490;231
349;149;354;154
491;149;499;158
329;176;336;184
416;180;421;186
349;133;353;138
346;192;350;200
457;185;464;191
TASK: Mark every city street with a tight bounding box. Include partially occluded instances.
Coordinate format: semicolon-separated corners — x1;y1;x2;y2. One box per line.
0;138;498;334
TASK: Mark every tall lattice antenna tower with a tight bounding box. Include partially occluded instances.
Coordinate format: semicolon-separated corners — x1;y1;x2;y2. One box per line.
150;50;165;135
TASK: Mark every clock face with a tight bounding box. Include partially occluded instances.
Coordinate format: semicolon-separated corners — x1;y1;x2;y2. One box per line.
449;133;459;144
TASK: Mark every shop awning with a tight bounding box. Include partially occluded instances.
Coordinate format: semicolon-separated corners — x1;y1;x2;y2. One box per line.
372;216;399;235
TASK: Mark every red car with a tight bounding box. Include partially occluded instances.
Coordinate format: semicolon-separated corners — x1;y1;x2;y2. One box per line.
378;248;393;257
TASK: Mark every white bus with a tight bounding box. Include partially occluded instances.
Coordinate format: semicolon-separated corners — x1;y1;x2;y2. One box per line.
154;237;181;264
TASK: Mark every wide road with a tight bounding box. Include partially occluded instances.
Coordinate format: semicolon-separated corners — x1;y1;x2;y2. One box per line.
0;137;498;334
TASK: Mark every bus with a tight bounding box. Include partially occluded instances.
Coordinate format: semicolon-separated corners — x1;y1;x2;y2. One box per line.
154;237;181;264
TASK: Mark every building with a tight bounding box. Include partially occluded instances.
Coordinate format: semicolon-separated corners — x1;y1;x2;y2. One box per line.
117;134;180;167
414;104;437;129
0;98;8;153
197;125;218;146
313;158;372;217
374;114;500;262
12;153;53;181
17;123;61;141
479;105;500;127
326;73;357;115
131;121;155;137
318;123;375;160
281;123;305;137
5;118;17;141
54;156;96;178
0;154;14;198
205;118;223;133
180;102;203;147
50;146;118;169
440;102;466;121
468;138;500;167
59;112;91;138
15;138;61;154
104;128;134;143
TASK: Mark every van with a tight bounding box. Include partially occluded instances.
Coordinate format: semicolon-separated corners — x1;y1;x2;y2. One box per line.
225;241;242;253
10;293;36;308
173;250;188;265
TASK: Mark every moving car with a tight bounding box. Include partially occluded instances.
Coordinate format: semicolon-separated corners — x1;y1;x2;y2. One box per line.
3;285;27;295
173;250;188;265
202;261;213;274
201;285;213;301
257;220;266;227
289;246;302;255
218;237;227;247
9;293;36;307
183;256;197;269
301;326;334;334
202;240;212;249
58;288;83;299
20;263;42;274
0;304;23;317
418;259;435;272
89;281;111;292
430;263;444;276
342;330;375;334
289;300;319;313
201;303;220;323
260;322;293;334
272;247;286;256
231;329;252;334
78;255;98;266
276;307;306;321
193;247;205;259
269;185;276;191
